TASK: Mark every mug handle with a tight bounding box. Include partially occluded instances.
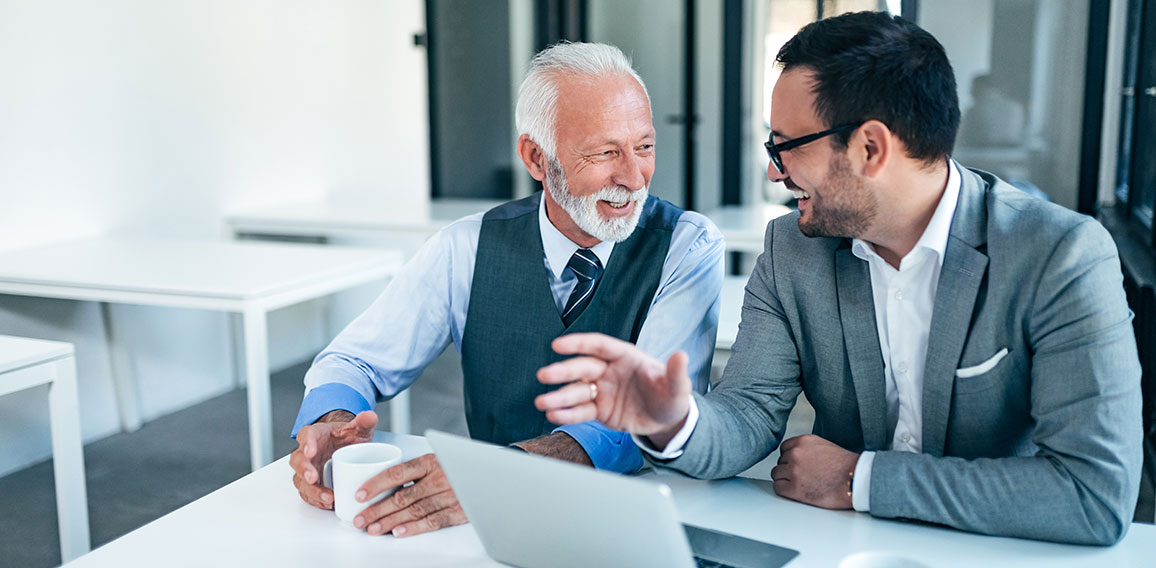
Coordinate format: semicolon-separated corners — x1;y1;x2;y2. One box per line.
322;459;334;490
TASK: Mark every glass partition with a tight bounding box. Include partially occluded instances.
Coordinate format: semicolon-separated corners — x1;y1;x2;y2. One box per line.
923;0;1091;210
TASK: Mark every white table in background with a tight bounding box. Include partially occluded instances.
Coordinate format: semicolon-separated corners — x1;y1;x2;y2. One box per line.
64;432;1156;568
0;238;401;471
0;335;89;562
227;197;505;241
703;203;793;254
712;274;748;381
231;198;786;253
716;274;748;351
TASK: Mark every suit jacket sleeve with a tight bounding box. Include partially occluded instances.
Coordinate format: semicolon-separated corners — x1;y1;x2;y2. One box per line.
654;218;803;478
868;218;1142;545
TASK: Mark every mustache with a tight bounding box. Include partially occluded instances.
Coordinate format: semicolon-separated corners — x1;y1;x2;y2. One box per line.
591;186;648;202
784;179;800;192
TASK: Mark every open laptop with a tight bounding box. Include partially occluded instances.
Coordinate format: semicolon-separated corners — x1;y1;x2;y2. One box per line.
426;430;799;568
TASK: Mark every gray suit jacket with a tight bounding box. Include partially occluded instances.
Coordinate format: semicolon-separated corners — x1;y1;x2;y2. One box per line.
665;165;1142;545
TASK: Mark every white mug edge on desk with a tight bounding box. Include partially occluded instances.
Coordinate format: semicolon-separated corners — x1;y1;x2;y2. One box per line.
323;442;404;526
838;551;933;568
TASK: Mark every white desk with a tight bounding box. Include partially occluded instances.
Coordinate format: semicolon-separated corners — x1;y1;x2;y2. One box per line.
65;432;1156;567
0;239;401;470
227;197;506;241
0;335;90;561
702;204;793;254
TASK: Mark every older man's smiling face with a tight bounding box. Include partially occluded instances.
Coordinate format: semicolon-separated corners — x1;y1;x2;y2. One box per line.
543;73;656;244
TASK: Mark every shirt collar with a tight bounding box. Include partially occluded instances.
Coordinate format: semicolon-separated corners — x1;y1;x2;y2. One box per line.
851;159;961;268
538;192;615;279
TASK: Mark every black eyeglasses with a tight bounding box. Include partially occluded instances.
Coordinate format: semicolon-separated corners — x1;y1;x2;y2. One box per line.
764;122;863;175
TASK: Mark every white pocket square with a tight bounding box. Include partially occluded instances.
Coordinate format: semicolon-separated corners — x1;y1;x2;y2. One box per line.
955;347;1009;378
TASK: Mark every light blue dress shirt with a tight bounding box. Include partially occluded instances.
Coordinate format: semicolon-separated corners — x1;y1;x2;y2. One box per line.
292;193;724;473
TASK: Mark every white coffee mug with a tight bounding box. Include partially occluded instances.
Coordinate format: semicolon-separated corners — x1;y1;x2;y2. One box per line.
323;442;404;525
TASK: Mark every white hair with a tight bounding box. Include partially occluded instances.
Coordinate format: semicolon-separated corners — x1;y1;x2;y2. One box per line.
515;41;651;159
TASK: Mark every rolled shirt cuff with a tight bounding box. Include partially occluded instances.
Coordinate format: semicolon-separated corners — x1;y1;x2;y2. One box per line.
290;383;374;438
852;450;875;512
554;421;644;473
632;394;699;460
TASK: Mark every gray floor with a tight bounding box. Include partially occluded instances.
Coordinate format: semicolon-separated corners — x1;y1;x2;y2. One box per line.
0;348;467;568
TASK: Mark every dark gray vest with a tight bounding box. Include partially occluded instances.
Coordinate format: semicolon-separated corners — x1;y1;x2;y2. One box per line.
460;192;681;445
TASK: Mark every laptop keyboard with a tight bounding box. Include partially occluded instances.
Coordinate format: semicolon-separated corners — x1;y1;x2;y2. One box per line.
694;557;736;568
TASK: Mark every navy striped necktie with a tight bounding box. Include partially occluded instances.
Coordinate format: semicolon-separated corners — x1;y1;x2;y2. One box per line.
561;248;604;327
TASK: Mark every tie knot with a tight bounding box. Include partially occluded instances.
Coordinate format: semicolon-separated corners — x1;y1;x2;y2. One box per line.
567;248;603;282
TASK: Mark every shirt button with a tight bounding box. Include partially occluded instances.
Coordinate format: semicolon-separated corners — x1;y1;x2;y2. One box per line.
900;432;912;443
895;289;905;300
896;362;908;374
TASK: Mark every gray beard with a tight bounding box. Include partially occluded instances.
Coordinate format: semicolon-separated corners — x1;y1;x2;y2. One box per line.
545;157;647;243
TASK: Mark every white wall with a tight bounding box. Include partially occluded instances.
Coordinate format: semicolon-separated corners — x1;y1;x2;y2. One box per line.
0;0;429;476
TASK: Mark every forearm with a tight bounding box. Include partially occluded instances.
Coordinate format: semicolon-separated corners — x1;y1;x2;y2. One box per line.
316;409;355;424
869;448;1139;545
872;329;1142;547
659;228;800;479
514;432;594;467
657;389;792;479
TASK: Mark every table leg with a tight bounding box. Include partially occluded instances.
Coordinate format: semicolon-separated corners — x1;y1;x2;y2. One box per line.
390;389;411;435
241;308;273;470
101;302;142;432
48;354;91;561
228;312;245;390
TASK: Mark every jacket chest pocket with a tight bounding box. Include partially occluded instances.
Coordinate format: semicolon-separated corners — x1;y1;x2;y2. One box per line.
954;347;1010;394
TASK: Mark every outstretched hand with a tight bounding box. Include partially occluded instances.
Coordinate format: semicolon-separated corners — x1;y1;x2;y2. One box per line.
535;333;692;441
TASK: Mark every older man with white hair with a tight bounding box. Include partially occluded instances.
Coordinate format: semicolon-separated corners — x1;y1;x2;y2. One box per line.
287;42;724;538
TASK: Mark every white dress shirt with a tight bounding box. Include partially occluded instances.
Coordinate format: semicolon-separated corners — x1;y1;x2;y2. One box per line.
640;162;962;514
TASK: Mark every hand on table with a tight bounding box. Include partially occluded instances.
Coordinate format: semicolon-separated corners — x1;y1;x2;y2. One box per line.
535;333;693;445
770;434;859;510
351;453;466;538
290;409;377;509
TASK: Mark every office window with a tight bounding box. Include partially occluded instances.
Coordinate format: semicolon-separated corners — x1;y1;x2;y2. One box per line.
1116;0;1156;234
746;0;1097;213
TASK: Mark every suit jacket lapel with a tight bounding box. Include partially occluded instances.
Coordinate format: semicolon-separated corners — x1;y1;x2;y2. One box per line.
835;245;889;451
921;163;990;457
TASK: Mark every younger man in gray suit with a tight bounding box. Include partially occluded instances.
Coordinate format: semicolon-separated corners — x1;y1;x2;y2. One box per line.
535;12;1142;545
